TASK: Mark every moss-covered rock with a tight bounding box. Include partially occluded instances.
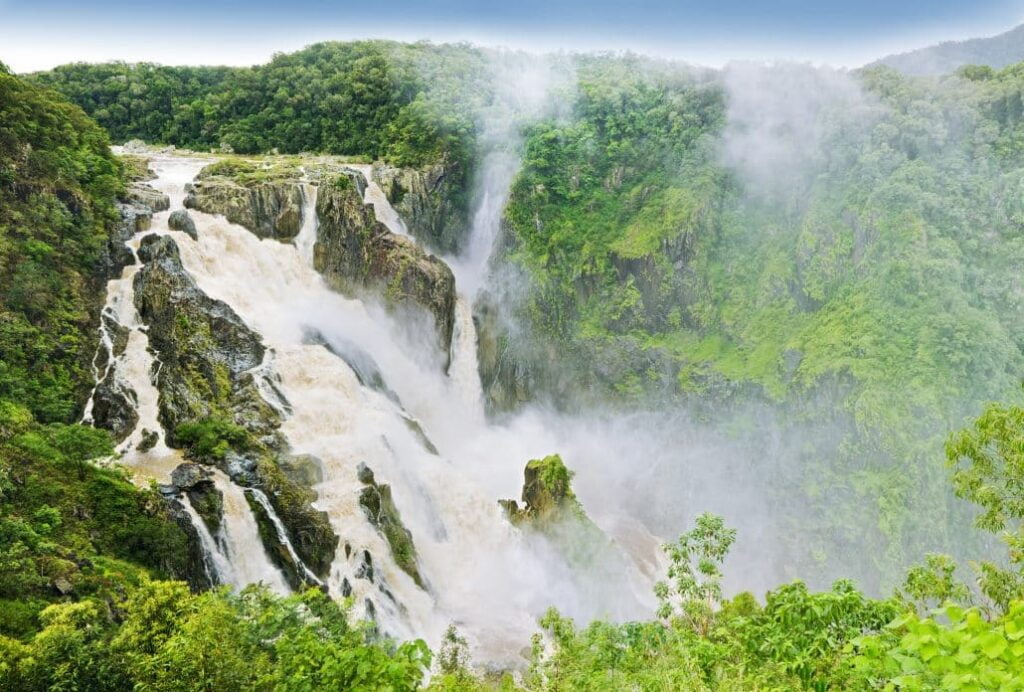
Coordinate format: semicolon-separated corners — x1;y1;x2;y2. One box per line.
250;459;337;582
184;162;304;240
499;454;580;526
133;234;281;445
126;182;169;212
356;462;425;589
372;160;467;253
315;171;456;361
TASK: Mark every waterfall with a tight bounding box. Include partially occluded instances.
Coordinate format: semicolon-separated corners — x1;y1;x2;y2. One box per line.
216;475;290;594
294;182;318;265
180;493;231;585
346;164;409;236
94;154;660;667
246;487;324;587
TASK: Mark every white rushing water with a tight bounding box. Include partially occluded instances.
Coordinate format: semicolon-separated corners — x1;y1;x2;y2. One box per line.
89;154;663;667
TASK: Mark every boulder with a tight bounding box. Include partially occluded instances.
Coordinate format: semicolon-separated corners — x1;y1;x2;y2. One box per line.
315;173;456;361
357;462;425;589
126;182;170;212
168;209;198;240
185;177;304;240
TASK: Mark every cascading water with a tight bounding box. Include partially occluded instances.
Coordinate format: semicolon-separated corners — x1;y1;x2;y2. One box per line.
84;156;292;594
86;154;662;667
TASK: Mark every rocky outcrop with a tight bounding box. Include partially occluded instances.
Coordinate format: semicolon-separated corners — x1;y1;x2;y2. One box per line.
315;173;456;359
248;459;337;583
132;234;280;444
168;209;198;240
165;500;217;592
185;177;304;240
499;454;580;526
500;454;619;575
356;462;425;589
132;233;338;585
372;161;467;253
161;463;225;535
126;182;170;212
474;292;535;413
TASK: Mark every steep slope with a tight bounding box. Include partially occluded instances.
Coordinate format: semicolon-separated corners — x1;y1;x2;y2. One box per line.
0;70;197;638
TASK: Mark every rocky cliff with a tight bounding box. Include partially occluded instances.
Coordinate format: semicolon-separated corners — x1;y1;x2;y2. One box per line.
132;233;338;586
372;160;467;254
185;174;304;240
315;172;456;361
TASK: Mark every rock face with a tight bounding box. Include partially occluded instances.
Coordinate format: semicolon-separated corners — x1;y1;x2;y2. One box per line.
356;462;425;589
474;292;535;414
168;209;198;240
499;454;580;526
185;177;304;240
168;462;224;535
126;182;170;212
315;173;456;359
132;233;339;586
372;161;466;253
133;234;279;444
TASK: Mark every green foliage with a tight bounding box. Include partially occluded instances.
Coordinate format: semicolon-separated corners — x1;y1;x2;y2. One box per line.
175;416;251;462
0;68;124;422
0;400;191;636
852;601;1024;690
500;53;1024;589
655;512;736;633
0;580;432;691
30;41;490;170
526;454;575;502
946;400;1024;610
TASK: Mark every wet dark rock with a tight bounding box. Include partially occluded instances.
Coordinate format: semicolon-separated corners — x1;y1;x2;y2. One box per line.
185;176;304;240
315;172;456;363
357;463;425;589
372;161;467;253
89;374;138;443
138;428;159;452
354;550;375;583
168;209;198;240
127;182;170;212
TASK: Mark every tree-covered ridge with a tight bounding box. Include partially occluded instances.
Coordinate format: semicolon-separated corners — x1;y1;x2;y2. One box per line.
30;41;489;167
0;68;125;422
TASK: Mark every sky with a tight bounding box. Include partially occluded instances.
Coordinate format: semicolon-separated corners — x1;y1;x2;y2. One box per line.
1;0;1022;72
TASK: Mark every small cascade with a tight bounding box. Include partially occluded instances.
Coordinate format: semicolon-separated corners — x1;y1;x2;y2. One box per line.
294;182;319;265
246;487;324;587
180;493;232;585
448;296;485;422
216;474;291;594
346;163;409;236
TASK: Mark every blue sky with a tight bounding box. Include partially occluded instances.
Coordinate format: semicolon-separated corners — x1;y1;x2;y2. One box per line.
1;0;1022;71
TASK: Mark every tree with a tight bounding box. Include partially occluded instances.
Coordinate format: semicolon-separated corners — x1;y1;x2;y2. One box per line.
946;400;1024;611
655;512;736;634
